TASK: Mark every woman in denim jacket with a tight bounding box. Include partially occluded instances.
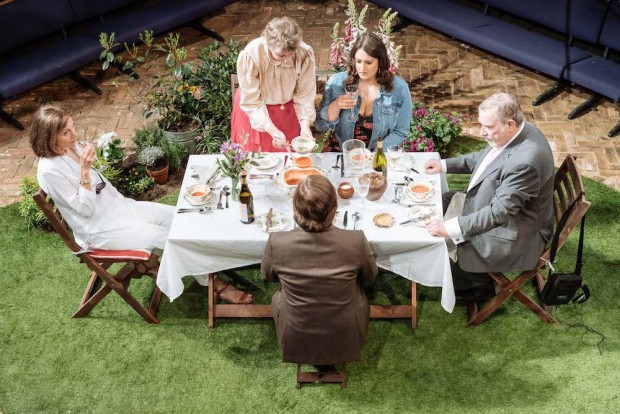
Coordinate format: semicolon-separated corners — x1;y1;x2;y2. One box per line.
315;33;412;151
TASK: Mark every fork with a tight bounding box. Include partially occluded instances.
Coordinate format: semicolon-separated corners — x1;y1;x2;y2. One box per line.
332;154;341;169
216;190;225;209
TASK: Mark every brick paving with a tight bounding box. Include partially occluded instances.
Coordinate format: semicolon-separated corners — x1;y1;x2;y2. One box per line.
1;0;619;206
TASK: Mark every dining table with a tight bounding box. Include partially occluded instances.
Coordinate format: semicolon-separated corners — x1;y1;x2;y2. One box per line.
157;151;455;327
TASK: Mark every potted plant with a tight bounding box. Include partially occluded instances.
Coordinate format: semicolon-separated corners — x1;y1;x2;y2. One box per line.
407;102;466;155
101;32;202;153
138;146;169;184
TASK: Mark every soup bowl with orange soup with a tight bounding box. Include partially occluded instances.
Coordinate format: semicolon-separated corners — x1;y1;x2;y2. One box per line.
185;183;211;204
279;165;326;195
407;180;433;201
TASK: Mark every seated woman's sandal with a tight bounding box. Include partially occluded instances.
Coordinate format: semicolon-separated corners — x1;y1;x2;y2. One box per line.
215;281;254;304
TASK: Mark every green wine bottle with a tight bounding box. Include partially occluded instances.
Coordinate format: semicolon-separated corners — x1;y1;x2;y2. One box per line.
239;172;254;224
373;137;388;178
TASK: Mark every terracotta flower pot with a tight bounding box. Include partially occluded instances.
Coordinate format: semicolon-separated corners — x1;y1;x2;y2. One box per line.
147;164;169;185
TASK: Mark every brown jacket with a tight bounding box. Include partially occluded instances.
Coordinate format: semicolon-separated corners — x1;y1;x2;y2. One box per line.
261;226;377;364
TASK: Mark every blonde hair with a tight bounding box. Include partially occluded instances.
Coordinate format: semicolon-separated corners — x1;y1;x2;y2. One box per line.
30;104;72;158
262;16;302;52
479;92;524;126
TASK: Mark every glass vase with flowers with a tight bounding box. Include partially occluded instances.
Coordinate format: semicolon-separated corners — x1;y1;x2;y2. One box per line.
216;140;257;202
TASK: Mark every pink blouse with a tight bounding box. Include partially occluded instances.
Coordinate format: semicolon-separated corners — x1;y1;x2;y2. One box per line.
236;37;316;132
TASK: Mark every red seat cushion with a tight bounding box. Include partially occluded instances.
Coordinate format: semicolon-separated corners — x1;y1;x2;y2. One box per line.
87;249;151;261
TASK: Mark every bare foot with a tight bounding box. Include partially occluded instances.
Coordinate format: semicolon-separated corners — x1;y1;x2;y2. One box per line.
214;278;254;304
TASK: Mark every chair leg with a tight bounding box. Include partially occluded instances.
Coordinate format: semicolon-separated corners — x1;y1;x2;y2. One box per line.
468;271;555;325
608;120;620;138
69;71;102;95
190;20;224;41
0;106;24;130
208;273;215;328
567;94;603;120
411;281;417;329
532;80;569;106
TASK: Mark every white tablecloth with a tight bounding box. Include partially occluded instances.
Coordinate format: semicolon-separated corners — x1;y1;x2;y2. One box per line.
157;152;455;312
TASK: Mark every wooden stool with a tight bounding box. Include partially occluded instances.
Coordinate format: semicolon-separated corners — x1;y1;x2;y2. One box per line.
295;364;347;389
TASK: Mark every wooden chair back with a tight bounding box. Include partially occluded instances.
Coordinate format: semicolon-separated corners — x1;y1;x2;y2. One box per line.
231;73;239;104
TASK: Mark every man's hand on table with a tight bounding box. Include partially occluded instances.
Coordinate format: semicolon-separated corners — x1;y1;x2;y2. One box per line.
425;218;448;237
424;159;442;174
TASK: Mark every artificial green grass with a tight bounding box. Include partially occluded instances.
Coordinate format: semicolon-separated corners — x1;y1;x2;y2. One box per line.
1;146;619;413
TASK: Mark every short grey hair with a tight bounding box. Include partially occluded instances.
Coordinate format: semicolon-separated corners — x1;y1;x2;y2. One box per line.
262;16;301;52
479;92;524;126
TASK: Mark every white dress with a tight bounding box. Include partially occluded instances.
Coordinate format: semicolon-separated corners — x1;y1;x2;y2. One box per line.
36;147;174;252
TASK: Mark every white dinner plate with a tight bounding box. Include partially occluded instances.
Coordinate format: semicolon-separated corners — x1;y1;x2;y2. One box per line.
407;206;440;227
403;184;435;203
252;153;280;170
183;191;214;206
256;211;290;233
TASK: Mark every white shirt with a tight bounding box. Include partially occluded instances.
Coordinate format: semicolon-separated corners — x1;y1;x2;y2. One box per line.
442;122;524;244
37;148;140;249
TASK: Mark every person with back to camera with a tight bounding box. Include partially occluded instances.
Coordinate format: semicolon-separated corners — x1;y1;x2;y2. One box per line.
261;175;377;372
231;16;316;152
315;32;412;151
30;104;253;304
423;92;554;304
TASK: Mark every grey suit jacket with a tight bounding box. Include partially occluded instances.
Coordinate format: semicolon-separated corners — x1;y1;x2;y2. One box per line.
446;122;554;273
261;226;377;365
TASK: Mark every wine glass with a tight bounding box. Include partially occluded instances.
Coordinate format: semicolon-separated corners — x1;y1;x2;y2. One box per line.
77;135;107;172
386;145;404;171
344;84;359;122
356;175;371;203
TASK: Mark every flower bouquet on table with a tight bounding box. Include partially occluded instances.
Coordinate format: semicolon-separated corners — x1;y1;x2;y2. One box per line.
330;0;402;73
406;102;465;154
216;140;258;201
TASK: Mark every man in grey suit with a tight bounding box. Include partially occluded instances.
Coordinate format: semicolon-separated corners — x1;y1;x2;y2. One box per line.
424;92;554;302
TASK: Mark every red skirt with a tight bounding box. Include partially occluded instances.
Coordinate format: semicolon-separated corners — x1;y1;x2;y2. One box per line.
230;89;301;152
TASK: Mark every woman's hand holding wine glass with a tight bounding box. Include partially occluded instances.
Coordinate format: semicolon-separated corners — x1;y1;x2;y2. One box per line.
344;84;359;122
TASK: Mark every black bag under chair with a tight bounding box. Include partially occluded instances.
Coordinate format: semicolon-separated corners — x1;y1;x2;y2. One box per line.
540;195;590;306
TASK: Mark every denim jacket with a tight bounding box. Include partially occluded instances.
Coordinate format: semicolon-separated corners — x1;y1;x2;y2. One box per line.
315;71;412;150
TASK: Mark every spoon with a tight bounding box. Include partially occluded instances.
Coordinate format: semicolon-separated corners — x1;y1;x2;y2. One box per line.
352;211;361;230
223;185;230;208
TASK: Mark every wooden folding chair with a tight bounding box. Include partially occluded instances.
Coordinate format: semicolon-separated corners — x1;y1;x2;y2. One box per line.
296;364;347;389
468;154;591;325
33;189;162;324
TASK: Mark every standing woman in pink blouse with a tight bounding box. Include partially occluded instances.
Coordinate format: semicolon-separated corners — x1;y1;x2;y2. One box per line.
231;16;316;152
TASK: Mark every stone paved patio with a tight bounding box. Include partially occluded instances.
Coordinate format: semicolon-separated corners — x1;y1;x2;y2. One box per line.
1;0;618;206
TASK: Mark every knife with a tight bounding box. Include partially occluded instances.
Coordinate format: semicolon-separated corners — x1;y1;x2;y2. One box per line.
283;155;288;166
340;154;345;178
343;210;348;229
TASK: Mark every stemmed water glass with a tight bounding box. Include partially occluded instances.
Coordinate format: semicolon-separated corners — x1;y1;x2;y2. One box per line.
77;136;107;172
344;84;359;122
386;144;404;171
356;175;370;204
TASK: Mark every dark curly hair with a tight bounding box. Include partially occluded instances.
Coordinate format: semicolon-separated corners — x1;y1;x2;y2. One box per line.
346;32;394;91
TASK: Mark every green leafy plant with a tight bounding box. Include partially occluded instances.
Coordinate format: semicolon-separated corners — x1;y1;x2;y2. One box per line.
100;31;202;133
138;146;166;170
407;102;465;154
17;176;48;229
116;165;154;195
132;125;186;171
194;40;242;154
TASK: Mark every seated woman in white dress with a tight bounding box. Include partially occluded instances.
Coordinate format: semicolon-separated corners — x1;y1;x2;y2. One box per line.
30;104;252;303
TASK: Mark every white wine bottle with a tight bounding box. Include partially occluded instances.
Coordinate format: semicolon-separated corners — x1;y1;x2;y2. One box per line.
239;172;254;224
373;137;388;178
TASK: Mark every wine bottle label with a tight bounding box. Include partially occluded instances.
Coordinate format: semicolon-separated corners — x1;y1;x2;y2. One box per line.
240;203;249;222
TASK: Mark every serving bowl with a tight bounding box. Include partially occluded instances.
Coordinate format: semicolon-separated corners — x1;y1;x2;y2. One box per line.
279;165;326;195
291;136;318;155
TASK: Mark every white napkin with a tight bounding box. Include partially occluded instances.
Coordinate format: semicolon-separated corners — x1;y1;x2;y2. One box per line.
190;164;218;184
